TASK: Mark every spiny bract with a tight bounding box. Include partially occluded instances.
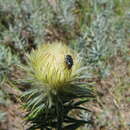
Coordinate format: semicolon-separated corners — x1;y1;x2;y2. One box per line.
27;42;81;89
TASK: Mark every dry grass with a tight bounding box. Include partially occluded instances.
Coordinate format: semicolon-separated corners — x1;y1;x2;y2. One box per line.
81;56;130;130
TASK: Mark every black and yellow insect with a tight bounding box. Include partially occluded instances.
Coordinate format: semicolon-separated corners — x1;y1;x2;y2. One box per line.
65;55;73;69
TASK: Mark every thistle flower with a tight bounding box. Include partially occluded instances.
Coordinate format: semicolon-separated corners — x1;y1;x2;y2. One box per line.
22;41;94;129
27;42;80;90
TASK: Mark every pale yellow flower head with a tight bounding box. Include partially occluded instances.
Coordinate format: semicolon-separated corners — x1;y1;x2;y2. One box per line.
27;42;80;89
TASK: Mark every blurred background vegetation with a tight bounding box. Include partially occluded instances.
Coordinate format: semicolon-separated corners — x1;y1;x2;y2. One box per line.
0;0;129;130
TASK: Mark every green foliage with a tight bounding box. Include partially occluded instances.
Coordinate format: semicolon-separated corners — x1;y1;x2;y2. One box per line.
71;0;129;78
22;81;94;130
0;0;128;58
0;0;53;55
0;45;18;122
0;111;6;121
0;89;10;121
0;45;20;82
0;89;10;105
